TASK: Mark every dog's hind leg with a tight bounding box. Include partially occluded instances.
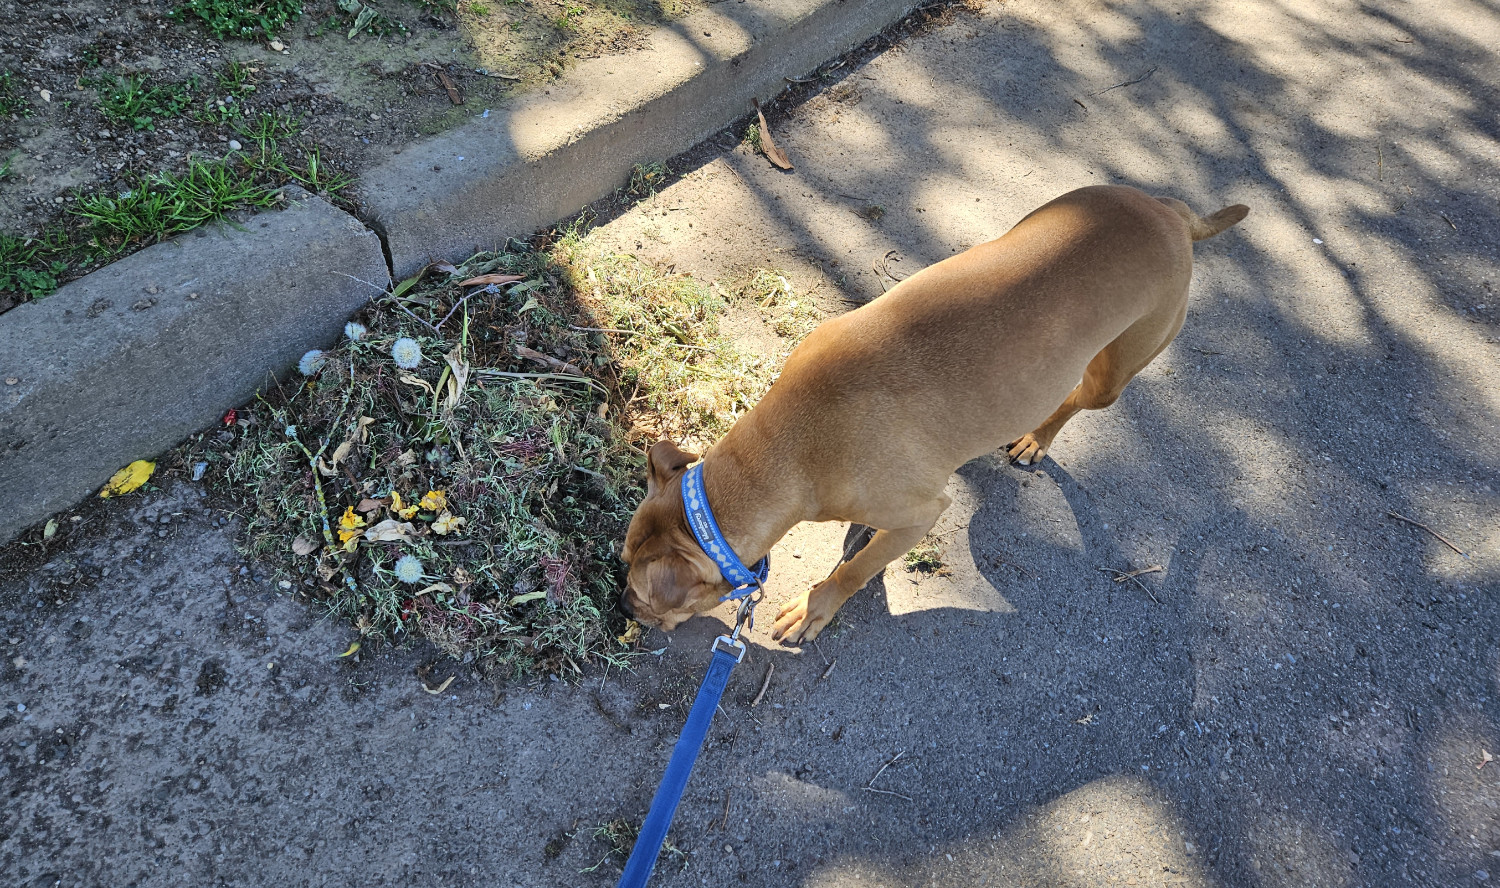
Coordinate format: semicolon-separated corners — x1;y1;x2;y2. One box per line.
1007;303;1187;466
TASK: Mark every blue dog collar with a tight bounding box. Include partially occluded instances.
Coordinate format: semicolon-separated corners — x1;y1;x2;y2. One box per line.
681;462;769;599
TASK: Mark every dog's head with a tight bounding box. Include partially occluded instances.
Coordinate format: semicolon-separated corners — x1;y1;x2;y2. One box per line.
620;440;730;629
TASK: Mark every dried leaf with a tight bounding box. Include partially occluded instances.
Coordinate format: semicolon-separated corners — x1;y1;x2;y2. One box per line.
422;675;455;694
753;98;793;170
100;460;155;498
330;440;353;467
458;273;524;288
509;589;547;606
396;449;418;467
356;497;388;514
1481;749;1495;770
436;70;464;105
432;511;466;536
42;519;57;541
415;582;454;597
442;347;471;411
399;373;435;396
364;518;418;542
617;620;642;646
292;536;318;556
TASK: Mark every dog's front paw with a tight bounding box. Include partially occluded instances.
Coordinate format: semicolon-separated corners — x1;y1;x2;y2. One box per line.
771;589;833;645
1007;434;1049;466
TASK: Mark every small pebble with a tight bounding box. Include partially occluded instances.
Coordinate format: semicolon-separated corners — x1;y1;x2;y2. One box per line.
1313;238;1323;244
228;139;242;151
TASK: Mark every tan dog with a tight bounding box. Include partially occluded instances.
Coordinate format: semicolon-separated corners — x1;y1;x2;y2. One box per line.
620;185;1247;642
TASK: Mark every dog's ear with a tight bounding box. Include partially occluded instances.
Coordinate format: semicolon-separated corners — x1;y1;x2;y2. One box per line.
646;439;698;494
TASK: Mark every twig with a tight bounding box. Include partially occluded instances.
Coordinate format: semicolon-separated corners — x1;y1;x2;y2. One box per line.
1386;511;1467;556
333;271;440;334
1073;97;1088;112
750;662;775;706
474;368;609;396
864;750;912;801
1095;66;1158;95
1440;213;1458;230
1096;565;1161;604
819;658;838;681
569;325;638;336
1377;143;1383;181
719;790;732;830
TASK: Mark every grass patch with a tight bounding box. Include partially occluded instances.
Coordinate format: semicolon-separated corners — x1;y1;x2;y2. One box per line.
903;534;949;574
0;109;352;306
172;0;305;40
94;73;197;132
196;227;775;675
72;158;282;243
622;162;670;200
582;817;685;874
737;269;823;340
0;71;29;118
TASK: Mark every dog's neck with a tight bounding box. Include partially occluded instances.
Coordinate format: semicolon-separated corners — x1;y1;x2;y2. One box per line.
695;426;807;572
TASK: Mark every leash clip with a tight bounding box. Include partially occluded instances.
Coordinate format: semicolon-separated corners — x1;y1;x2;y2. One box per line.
711;582;762;662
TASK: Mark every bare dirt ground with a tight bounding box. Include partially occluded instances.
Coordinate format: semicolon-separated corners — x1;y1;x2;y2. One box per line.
3;0;1499;885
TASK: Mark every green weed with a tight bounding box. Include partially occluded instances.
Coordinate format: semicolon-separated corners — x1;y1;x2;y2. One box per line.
0;71;28;117
172;0;305;40
0;232;70;300
95;73;197;132
744;122;762;153
622;162;669;200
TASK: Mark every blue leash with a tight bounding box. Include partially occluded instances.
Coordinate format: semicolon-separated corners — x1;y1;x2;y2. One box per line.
618;462;767;888
616;629;747;887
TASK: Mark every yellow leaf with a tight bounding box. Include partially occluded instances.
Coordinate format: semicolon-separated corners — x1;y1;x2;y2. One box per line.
337;641;361;658
100;460;155;498
617;620;642;646
420;489;447;512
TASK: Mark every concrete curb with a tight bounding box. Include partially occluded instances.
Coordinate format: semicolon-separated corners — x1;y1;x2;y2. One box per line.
0;190;388;543
0;0;922;543
361;0;920;278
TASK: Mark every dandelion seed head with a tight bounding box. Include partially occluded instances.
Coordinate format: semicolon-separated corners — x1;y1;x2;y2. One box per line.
394;555;424;584
298;349;326;376
392;337;423;370
344;322;367;341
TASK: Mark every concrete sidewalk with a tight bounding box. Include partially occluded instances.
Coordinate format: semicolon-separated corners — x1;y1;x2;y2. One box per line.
3;0;1497;885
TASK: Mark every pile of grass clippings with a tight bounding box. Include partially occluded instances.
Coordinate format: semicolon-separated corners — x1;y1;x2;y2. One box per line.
203;228;776;676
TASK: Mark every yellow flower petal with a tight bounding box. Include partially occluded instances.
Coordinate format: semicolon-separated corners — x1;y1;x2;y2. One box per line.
99;460;155;498
431;512;466;536
339;506;366;532
419;489;447;512
616;620;643;646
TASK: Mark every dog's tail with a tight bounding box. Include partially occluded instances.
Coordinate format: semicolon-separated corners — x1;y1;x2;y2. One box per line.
1157;197;1250;241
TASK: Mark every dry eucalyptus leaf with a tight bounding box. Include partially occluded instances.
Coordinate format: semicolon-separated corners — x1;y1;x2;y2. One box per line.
292;536;318;556
753;98;793;171
458;273;524;288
